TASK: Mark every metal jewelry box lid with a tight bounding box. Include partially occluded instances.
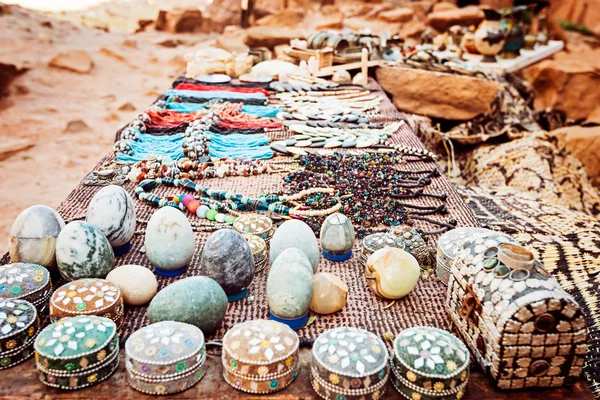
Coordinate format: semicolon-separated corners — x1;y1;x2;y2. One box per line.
0;299;39;369
242;233;268;273
311;327;390;400
0;263;52;313
222;319;300;394
391;326;470;400
233;214;274;243
361;232;405;264
50;279;124;328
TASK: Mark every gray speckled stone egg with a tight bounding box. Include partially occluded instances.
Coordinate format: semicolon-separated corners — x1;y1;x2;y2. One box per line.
148;276;228;334
270;220;320;272
86;185;136;248
9;205;65;269
199;229;254;296
56;221;115;281
267;247;314;318
145;207;194;271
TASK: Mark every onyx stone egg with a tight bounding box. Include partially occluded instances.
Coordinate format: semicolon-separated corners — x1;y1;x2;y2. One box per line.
55;221;115;281
200;229;254;301
86;185;136;249
320;213;355;262
9;205;65;269
270;220;320;272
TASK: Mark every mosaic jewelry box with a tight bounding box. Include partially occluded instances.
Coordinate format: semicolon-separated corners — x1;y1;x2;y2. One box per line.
50;279;124;329
242;234;268;273
34;315;119;390
222;319;300;394
361;232;405;264
233;214;274;245
125;321;207;395
391;326;470;400
0;299;39;369
311;327;390;400
0;263;52;315
447;235;587;389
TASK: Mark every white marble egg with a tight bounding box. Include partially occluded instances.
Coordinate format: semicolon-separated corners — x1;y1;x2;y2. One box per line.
9;205;65;269
86;185;136;248
145;207;194;273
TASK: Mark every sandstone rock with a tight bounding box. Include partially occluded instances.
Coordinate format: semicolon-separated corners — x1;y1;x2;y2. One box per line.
378;8;414;23
396;19;427;42
550;0;600;36
244;26;306;49
48;50;93;73
376;66;500;120
413;1;434;20
118;102;135;111
155;8;204;33
426;6;484;32
432;2;458;12
203;0;241;33
256;9;305;27
552;125;600;187
216;33;249;53
344;17;401;36
522;49;600;121
585;108;600;125
0;62;28;92
64;119;92;133
0;138;34;160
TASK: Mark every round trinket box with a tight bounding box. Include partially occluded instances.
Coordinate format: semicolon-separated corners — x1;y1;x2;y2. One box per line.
242;234;268;273
50;279;124;329
436;228;496;285
222;319;300;394
125;321;206;395
361;232;405;264
311;327;390;400
0;299;39;369
34;316;119;390
0;263;52;314
233;214;274;245
391;326;470;400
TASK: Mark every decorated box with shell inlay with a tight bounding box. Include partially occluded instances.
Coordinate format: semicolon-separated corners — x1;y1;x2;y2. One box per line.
222;319;300;394
125;321;206;395
0;299;39;369
50;279;124;329
242;234;268;273
446;233;587;389
311;327;389;400
391;326;470;400
34;316;119;390
0;263;52;314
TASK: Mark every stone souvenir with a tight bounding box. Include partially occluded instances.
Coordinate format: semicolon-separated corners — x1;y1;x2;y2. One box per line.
309;272;348;315
86;185;136;255
148;276;228;334
360;232;405;264
267;248;314;330
311;327;390;400
0;299;39;369
270;220;320;272
474;8;506;62
0;263;52;315
145;207;195;277
447;237;587;389
366;248;420;300
106;265;157;306
242;234;268;273
391;326;470;400
233;214;274;245
49;279;124;329
8;205;65;270
320;213;355;262
200;229;254;302
125;321;206;395
436;228;510;285
222;319;300;394
55;221;115;282
34;316;119;390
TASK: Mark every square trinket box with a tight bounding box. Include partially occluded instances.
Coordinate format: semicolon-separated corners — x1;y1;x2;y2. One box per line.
34;315;119;390
0;299;39;369
391;326;470;400
0;263;52;315
125;321;207;395
311;327;390;400
233;214;274;246
242;234;268;273
222;319;300;394
50;279;124;329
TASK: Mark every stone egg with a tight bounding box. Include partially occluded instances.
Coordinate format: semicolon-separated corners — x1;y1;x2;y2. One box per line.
366;247;420;300
320;213;355;262
145;207;194;276
309;272;348;315
148;276;228;334
267;247;314;328
106;264;157;306
199;229;254;301
9;205;65;269
86;185;136;250
270;220;320;272
56;221;115;281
